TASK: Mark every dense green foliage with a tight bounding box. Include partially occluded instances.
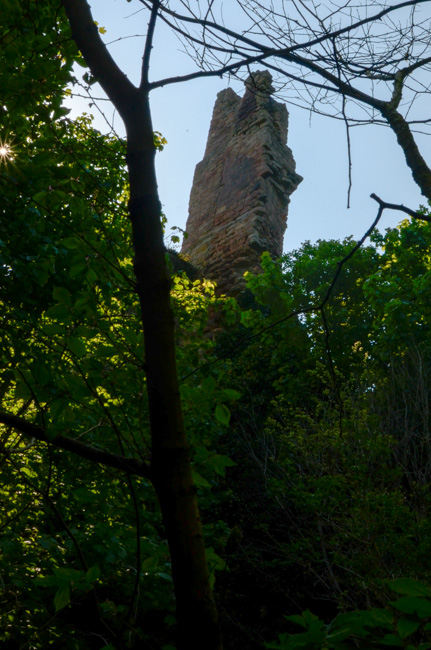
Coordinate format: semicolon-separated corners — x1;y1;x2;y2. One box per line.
215;222;431;647
2;2;431;649
0;5;229;647
267;579;431;650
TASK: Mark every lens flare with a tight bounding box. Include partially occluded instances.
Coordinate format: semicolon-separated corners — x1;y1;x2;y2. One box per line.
0;138;15;164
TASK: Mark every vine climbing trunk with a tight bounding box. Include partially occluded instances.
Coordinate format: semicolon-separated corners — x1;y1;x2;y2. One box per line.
60;1;222;648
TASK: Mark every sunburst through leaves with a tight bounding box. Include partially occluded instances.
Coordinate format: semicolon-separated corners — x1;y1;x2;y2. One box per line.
0;137;15;164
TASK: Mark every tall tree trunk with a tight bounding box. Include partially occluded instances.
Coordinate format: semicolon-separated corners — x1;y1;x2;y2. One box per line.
61;2;222;647
126;94;222;650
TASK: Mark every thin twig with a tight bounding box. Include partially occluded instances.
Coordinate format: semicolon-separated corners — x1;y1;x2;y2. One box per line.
370;193;431;221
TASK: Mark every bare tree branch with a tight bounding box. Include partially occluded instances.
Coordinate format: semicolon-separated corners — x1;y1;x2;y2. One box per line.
144;0;431;198
61;0;140;122
0;410;151;478
370;193;431;221
141;0;160;89
144;0;431;63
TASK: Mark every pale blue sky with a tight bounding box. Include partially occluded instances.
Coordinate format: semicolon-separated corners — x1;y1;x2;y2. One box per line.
67;0;429;253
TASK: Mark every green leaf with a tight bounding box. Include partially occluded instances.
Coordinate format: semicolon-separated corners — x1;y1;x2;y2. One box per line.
388;579;431;598
41;323;64;335
380;634;404;647
70;262;87;278
326;626;352;643
265;633;290;649
215;403;231;426
369;608;395;627
32;190;48;203
192;470;211;488
397;618;420;639
221;388;242;401
86;268;98;284
61;236;81;250
54;106;71;119
21;467;38;479
201;376;216;396
49;397;72;424
13;370;32;400
44;304;71;320
142;555;159;573
67;336;87;358
34;268;49;286
52;567;84;581
333;610;377;636
75;56;88;67
53;286;72;306
285;614;308;629
54;585;70;611
211;453;236;476
31;364;51;386
391;597;431;618
302;610;321;626
94;345;117;358
157;572;173;582
206;547;226;590
85;565;101;583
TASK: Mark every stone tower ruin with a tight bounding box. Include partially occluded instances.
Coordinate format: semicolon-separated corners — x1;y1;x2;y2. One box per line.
181;71;302;295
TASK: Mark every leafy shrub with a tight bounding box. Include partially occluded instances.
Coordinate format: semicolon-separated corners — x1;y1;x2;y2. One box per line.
266;579;431;649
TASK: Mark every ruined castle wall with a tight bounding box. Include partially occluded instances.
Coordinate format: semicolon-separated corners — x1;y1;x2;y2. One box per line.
181;71;302;295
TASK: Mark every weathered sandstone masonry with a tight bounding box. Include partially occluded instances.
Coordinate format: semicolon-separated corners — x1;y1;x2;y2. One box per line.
181;71;302;295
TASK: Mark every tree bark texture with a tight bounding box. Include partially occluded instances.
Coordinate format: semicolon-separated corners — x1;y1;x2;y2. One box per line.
381;104;431;201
